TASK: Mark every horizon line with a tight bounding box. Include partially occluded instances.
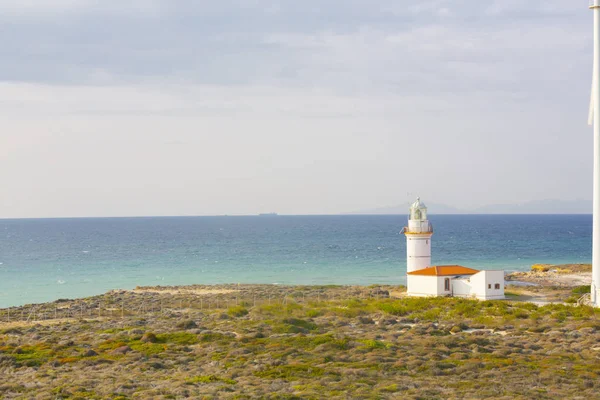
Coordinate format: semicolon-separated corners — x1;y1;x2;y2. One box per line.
0;213;593;221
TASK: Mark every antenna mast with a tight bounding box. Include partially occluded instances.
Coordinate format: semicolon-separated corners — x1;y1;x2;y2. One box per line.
590;0;600;307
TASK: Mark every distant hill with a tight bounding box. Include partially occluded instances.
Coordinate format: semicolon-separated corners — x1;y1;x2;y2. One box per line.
350;199;592;215
348;202;463;215
473;199;591;214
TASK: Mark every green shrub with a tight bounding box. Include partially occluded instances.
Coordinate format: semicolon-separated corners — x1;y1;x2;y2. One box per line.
572;286;591;295
227;306;249;318
129;342;165;356
157;332;199;345
187;375;236;385
176;320;198;329
272;318;318;334
200;333;231;342
375;302;408;316
360;339;390;350
305;309;322;318
12;344;54;367
380;384;400;393
255;364;325;381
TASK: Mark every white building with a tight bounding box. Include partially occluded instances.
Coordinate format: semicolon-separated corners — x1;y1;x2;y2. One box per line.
403;198;505;300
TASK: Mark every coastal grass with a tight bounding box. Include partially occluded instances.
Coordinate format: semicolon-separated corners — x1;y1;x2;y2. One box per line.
1;285;600;398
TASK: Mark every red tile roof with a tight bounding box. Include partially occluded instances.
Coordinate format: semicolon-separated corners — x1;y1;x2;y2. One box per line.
407;265;479;276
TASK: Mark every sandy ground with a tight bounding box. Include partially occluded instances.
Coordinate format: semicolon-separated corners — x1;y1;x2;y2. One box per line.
506;264;592;288
507;272;591;288
0;318;78;329
130;288;238;296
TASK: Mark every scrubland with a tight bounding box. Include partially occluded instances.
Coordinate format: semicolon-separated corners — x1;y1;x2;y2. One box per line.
0;284;599;399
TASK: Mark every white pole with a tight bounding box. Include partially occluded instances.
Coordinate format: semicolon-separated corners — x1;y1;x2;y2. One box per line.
593;0;600;307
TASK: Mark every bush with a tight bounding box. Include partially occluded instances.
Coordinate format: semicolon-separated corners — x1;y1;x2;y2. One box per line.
176;320;198;329
187;375;236;385
572;286;591;295
157;332;199;345
255;364;325;381
227;306;249;318
360;339;390;350
141;332;158;343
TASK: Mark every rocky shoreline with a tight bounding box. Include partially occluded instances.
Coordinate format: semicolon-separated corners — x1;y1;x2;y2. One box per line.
506;264;592;287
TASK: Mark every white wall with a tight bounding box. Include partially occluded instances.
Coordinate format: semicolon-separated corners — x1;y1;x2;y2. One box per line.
407;271;505;300
406;234;432;272
452;278;473;298
407;275;450;297
407;275;436;297
469;270;505;300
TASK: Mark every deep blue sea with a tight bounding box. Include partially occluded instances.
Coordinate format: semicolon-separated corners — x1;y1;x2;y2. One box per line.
0;215;592;308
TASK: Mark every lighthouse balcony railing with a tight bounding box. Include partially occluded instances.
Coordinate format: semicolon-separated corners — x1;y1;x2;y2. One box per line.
591;0;600;8
403;226;434;234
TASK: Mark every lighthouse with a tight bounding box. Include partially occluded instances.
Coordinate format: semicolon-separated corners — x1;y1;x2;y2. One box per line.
404;197;433;273
403;197;504;300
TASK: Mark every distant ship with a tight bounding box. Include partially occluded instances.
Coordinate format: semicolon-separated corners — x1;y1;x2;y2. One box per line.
258;213;278;216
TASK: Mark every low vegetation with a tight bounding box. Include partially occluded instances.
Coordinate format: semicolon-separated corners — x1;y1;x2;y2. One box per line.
0;284;599;399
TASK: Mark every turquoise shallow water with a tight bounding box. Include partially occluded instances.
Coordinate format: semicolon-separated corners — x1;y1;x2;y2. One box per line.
0;215;592;308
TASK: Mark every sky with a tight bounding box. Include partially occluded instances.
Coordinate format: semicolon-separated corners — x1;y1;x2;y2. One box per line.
0;0;594;217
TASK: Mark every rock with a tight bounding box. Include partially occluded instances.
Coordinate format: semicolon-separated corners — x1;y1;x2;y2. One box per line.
110;346;132;355
176;320;198;330
83;350;98;357
369;289;390;298
141;332;158;343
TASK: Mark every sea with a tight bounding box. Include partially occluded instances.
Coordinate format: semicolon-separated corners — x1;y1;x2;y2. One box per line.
0;214;592;308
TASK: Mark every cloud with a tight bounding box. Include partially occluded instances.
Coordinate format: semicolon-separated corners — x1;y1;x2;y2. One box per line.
0;0;594;217
0;0;588;99
0;0;163;16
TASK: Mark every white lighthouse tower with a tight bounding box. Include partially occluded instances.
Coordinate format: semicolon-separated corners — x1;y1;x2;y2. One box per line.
404;197;433;273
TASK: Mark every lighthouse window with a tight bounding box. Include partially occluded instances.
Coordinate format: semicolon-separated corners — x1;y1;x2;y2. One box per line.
488;284;491;289
444;278;450;291
494;283;501;290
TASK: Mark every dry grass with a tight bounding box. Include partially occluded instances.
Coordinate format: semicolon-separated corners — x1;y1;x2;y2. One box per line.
0;284;599;399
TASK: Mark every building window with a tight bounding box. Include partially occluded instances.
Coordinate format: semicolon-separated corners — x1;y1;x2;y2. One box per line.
444;278;450;291
495;283;501;290
488;284;491;289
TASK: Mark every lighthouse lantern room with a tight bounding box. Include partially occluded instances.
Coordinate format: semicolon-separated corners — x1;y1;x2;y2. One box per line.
404;197;433;273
